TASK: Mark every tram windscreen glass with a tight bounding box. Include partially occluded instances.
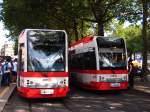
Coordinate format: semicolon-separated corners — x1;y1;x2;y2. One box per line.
27;30;66;72
97;37;125;48
97;37;127;70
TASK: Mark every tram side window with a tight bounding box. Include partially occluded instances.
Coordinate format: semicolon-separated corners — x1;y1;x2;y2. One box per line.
18;44;24;71
70;51;96;70
76;53;84;70
70;55;76;69
83;51;96;70
70;53;84;70
70;55;77;69
70;55;75;69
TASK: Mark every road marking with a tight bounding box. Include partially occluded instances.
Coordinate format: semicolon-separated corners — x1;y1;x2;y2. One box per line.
0;87;9;98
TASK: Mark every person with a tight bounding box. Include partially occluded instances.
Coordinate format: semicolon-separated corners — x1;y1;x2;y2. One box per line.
12;58;17;83
128;60;136;89
128;57;133;63
0;60;3;87
1;58;13;86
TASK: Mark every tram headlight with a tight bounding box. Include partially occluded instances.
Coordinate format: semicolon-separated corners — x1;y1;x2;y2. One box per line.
20;78;34;87
58;79;67;88
20;77;25;87
26;80;35;88
122;75;128;81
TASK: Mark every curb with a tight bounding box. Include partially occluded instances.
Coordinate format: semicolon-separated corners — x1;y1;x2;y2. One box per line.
0;84;16;112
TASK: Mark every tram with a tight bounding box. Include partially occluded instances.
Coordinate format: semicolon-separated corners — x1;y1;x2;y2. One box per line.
17;29;69;98
69;36;128;90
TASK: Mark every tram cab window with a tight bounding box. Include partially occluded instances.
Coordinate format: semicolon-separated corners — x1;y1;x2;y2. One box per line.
27;30;66;72
99;52;126;70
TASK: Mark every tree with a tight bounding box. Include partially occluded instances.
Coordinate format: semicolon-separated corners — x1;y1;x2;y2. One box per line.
1;0;150;71
1;0;91;51
141;0;148;77
1;0;91;39
107;20;142;53
88;0;138;36
109;0;149;76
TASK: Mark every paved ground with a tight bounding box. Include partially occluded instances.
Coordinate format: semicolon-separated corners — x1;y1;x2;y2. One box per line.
3;79;150;112
0;84;16;112
134;74;150;94
1;74;150;112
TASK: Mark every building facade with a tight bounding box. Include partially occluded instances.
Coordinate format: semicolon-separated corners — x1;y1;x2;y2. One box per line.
0;43;14;57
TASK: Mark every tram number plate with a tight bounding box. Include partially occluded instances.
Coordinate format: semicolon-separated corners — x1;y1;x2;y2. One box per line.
40;89;54;95
111;83;120;87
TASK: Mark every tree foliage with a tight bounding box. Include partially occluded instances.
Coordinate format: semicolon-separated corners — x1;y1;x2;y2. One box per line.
87;0;142;36
1;0;91;41
107;21;142;53
1;0;150;72
2;0;145;39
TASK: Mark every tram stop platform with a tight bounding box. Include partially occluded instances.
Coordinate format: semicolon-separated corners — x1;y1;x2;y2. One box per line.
0;84;16;112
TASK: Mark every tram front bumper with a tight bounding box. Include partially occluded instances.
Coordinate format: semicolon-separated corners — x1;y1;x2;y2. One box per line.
17;87;69;98
89;81;128;90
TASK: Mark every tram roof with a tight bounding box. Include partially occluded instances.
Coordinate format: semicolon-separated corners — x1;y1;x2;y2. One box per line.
70;36;94;47
70;36;124;48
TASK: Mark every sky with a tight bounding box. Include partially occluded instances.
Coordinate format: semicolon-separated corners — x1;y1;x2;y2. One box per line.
0;21;10;49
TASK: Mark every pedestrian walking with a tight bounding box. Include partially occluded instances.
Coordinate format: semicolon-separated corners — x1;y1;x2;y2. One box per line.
1;58;13;86
0;61;3;87
128;60;136;89
12;58;17;83
0;72;2;87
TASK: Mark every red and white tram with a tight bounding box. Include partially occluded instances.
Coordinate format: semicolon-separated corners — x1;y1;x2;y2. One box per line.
17;29;69;98
69;36;128;90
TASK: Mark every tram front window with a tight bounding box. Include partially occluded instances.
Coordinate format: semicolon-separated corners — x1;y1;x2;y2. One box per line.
99;49;127;70
27;30;66;72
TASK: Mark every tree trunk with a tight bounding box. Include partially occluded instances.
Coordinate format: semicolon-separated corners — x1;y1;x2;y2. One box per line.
98;22;104;36
141;0;148;80
81;18;84;38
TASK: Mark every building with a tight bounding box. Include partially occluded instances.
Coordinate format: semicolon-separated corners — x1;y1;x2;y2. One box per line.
0;43;14;57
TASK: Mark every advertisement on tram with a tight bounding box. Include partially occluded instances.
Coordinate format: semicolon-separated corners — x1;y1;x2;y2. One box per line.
17;29;69;98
